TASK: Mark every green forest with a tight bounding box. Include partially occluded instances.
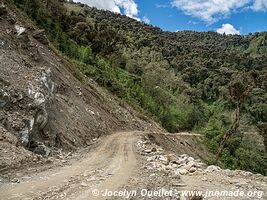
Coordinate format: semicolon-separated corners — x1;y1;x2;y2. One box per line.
11;0;267;174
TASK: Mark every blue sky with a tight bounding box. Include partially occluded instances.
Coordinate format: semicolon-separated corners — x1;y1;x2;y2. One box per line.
75;0;267;35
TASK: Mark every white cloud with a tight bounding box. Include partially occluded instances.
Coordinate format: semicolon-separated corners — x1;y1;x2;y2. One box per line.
74;0;139;19
171;0;267;23
216;23;240;35
171;0;249;23
252;0;267;11
115;0;138;18
74;0;120;13
142;16;150;24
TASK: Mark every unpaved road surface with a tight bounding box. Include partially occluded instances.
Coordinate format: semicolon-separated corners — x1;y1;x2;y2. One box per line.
0;132;137;200
1;131;266;200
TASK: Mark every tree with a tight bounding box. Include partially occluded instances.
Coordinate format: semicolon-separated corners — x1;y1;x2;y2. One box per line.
216;73;255;162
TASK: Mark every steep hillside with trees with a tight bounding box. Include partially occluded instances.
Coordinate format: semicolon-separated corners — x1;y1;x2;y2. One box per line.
9;0;267;174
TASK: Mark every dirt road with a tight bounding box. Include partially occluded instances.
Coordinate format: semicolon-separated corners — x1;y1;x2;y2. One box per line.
0;132;137;200
1;131;266;200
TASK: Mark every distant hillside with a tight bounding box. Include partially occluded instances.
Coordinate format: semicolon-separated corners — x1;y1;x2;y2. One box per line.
10;0;266;174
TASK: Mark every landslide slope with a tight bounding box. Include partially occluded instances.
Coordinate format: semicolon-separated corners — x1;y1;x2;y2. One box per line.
0;2;161;174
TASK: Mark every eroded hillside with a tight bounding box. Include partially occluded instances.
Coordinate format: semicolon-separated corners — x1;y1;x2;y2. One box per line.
0;2;161;174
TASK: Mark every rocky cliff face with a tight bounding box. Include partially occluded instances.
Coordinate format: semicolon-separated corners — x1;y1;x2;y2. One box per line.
0;3;161;172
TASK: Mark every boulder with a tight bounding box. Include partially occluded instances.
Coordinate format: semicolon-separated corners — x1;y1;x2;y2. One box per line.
144;149;152;153
182;161;196;170
189;167;197;173
19;128;29;147
33;143;51;157
145;147;157;153
158;155;169;165
180;154;188;158
178;169;188;175
80;182;88;187
167;154;181;164
171;163;179;168
32;29;48;45
15;24;26;36
147;156;155;162
205;165;221;173
11;178;20;183
241;171;253;177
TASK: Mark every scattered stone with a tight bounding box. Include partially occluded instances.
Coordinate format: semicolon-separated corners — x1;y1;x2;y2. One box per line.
187;157;194;162
223;169;234;177
149;173;156;178
167;154;181;164
33;143;51;157
11;178;20;183
32;29;48;45
158;155;168;165
151;147;157;152
178;169;188;175
189;167;197;173
144;149;152;153
15;24;26;36
171;163;179;168
144;147;157;154
145;147;206;176
205;165;221;173
157;147;163;151
147;156;155;162
80;182;87;187
242;171;253;177
45;157;52;164
182;161;196;170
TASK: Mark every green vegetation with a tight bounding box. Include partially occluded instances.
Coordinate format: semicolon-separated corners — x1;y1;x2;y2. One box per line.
12;0;267;174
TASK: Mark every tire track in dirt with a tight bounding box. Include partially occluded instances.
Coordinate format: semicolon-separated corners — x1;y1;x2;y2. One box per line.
0;132;137;200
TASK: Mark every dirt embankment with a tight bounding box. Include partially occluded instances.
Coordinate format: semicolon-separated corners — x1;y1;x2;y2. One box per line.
0;3;161;175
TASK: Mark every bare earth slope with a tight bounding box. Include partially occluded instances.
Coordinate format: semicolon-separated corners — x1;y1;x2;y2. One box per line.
0;3;160;176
